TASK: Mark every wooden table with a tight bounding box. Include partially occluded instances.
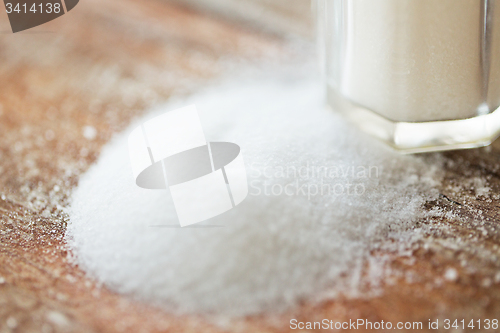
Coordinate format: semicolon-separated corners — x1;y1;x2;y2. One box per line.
0;0;499;332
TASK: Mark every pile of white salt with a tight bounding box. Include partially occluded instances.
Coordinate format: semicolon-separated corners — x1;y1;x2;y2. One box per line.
65;77;443;316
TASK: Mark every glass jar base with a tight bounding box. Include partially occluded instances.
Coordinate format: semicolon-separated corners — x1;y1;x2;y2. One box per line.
327;86;500;154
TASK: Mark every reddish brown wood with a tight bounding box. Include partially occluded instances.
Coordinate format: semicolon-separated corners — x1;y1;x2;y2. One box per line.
0;1;499;332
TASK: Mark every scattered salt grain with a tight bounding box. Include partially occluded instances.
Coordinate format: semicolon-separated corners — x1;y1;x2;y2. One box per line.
80;147;89;157
481;278;492;288
6;317;17;329
495;271;500;283
0;277;5;284
66;78;443;316
471;176;490;196
444;268;458;282
45;130;55;141
14;142;23;152
83;126;97;140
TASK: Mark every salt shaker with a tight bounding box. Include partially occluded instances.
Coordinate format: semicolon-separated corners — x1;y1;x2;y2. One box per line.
316;0;500;153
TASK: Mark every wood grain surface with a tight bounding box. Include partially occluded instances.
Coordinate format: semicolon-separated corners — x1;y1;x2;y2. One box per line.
0;0;500;332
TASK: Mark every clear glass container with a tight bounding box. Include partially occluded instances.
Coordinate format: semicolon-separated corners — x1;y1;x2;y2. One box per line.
315;0;500;153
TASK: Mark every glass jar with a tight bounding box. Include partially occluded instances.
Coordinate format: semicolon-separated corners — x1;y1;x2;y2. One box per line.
316;0;500;153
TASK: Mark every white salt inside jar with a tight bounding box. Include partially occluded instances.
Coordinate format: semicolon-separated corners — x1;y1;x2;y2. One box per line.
316;0;500;152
